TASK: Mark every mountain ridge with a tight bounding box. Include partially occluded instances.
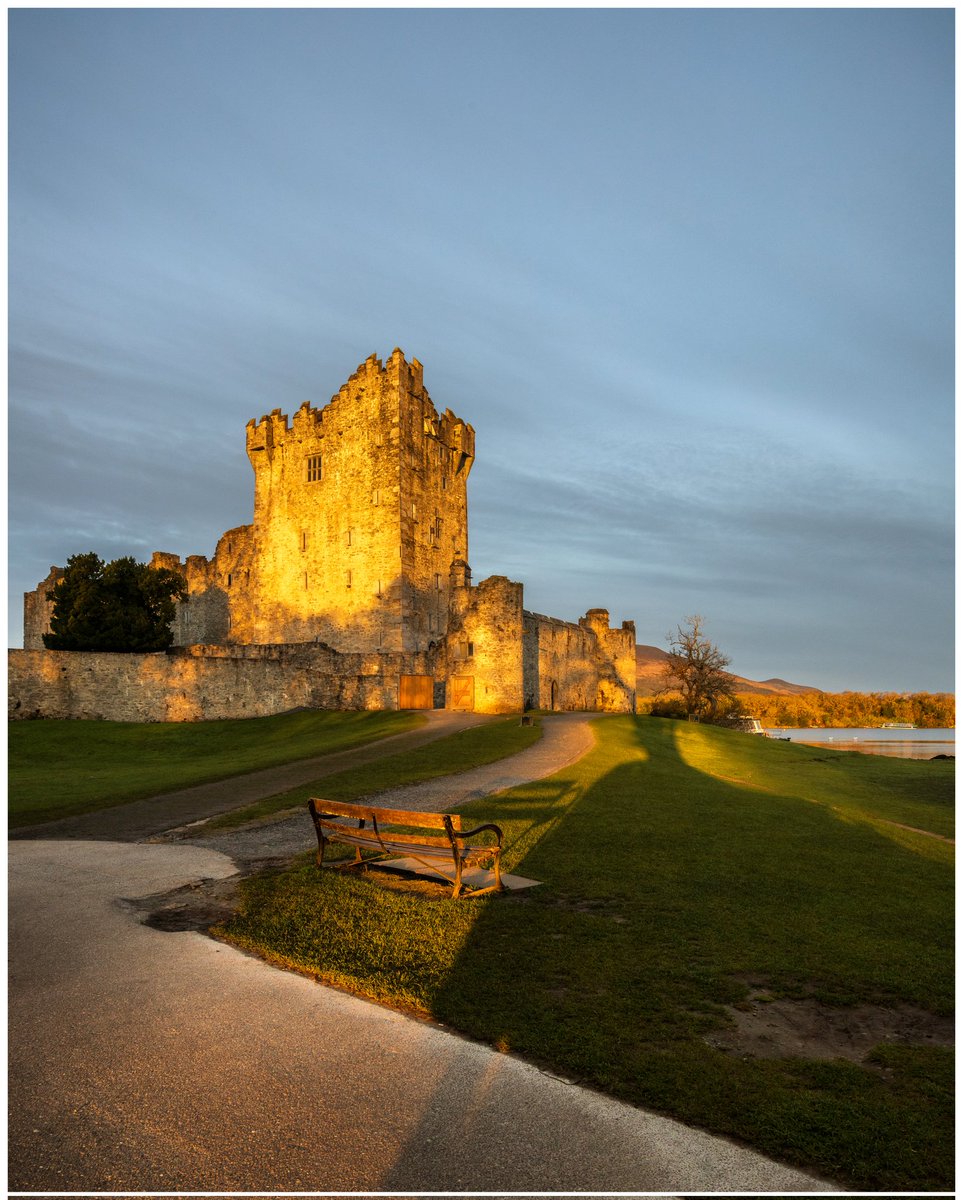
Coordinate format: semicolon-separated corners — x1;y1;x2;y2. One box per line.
635;644;819;698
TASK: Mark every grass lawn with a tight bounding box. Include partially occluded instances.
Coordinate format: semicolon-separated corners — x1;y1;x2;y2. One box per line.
8;709;422;826
219;716;954;1191
200;714;543;830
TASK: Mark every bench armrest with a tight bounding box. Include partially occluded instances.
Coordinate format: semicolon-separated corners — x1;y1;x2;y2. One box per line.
453;822;503;847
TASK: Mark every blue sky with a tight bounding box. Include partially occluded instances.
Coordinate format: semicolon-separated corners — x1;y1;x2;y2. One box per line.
8;8;954;692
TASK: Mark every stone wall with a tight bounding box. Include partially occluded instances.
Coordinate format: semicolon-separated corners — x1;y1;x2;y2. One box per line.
444;574;526;714
22;567;61;650
580;609;637;713
523;612;599;710
522;608;636;713
8;645;436;723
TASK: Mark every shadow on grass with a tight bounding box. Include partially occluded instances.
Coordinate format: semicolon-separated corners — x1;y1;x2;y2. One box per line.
390;717;953;1191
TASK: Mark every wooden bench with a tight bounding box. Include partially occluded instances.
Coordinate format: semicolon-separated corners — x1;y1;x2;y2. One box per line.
307;798;504;899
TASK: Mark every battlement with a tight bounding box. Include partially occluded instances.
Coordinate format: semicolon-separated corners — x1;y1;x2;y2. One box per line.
245;350;474;470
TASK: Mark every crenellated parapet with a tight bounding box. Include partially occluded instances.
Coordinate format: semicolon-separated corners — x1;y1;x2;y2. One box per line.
245;350;473;472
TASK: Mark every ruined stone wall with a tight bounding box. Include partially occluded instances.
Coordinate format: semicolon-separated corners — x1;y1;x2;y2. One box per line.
8;644;438;723
445;572;524;713
22;567;62;649
523;612;599;710
578;608;637;713
522;608;637;713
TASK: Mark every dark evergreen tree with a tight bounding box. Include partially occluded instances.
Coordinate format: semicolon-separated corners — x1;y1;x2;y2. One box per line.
43;553;187;652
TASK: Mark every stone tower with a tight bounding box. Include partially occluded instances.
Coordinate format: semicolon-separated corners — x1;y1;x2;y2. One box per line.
240;348;474;652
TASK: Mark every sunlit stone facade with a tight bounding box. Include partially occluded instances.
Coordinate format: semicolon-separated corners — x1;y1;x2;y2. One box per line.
18;350;636;718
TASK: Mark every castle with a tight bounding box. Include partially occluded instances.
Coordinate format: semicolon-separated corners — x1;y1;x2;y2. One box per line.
14;350;636;720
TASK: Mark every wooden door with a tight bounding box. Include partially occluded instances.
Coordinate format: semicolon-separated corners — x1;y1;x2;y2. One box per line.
449;675;475;711
399;674;434;709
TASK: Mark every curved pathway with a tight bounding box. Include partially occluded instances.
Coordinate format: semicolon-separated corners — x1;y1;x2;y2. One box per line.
8;713;837;1193
188;711;598;864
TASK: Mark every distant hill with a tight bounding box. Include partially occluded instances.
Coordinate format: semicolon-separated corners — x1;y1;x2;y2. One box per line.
635;644;819;698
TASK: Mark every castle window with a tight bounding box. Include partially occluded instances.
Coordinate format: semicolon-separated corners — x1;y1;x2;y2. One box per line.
303;572;309;589
376;579;382;598
299;530;308;552
467;642;474;657
345;569;352;588
441;477;447;491
345;529;352;547
372;489;380;506
227;574;232;587
306;454;323;482
434;573;442;592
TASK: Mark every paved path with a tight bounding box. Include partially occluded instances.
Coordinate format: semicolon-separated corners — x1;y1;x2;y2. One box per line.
8;712;838;1192
9;840;835;1192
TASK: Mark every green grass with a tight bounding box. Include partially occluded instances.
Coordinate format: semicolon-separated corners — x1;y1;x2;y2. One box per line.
201;714;543;830
219;716;955;1190
8;709;423;826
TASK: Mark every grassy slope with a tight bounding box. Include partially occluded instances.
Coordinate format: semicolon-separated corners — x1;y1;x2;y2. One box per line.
8;709;422;826
220;717;954;1190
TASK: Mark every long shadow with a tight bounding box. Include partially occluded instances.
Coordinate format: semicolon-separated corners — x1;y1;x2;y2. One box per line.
378;716;954;1192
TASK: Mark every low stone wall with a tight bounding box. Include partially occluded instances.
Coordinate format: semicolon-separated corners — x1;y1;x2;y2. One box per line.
8;645;415;722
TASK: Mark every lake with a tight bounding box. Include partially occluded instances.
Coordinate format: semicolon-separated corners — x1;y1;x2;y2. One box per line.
766;727;955;759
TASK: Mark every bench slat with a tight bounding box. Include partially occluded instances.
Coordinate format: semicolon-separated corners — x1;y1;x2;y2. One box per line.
314;822;454;851
309;798;460;831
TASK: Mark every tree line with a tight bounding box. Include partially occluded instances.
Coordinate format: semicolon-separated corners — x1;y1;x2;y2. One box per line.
730;690;953;729
646;615;953;728
643;687;953;728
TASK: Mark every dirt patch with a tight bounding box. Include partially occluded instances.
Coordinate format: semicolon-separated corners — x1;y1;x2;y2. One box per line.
121;855;294;932
125;854;473;930
705;987;953;1063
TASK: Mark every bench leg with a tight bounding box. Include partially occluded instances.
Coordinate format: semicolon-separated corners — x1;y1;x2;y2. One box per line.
316;834;326;872
452;854;463;900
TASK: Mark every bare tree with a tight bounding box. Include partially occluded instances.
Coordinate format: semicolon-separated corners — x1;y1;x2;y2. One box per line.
661;614;736;721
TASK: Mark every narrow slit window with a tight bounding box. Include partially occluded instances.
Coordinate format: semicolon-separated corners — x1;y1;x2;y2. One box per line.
345;569;352;588
299;530;308;552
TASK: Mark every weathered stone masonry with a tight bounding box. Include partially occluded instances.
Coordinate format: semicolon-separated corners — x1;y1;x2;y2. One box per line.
14;350;636;720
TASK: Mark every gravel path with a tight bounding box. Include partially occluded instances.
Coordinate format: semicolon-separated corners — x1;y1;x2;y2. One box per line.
185;712;598;864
